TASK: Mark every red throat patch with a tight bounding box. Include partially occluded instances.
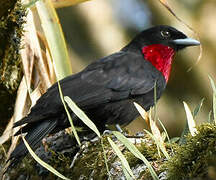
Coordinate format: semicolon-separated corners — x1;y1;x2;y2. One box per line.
142;44;175;82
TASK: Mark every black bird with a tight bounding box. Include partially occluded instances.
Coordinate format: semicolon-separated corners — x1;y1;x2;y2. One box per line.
9;25;200;166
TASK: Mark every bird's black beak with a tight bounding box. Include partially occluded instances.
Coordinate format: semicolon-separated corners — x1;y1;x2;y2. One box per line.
172;38;200;47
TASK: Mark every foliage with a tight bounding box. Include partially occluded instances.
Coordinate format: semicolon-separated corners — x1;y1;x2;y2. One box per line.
165;123;216;180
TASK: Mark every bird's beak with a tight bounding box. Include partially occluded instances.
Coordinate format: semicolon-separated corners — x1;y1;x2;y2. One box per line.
172;38;200;47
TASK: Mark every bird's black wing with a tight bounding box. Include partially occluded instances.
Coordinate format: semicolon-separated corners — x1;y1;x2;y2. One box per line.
14;51;165;127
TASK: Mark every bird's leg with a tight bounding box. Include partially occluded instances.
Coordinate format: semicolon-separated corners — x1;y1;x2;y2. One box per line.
103;129;113;135
115;124;129;137
115;124;123;133
70;151;81;169
103;124;123;135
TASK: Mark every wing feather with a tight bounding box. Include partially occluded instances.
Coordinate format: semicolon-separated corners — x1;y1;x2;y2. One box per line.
15;51;166;126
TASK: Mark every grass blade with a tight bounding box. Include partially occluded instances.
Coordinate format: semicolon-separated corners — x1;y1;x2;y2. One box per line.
193;98;204;118
209;76;216;92
107;137;135;179
36;0;72;80
112;131;159;180
24;0;40;8
213;93;216;124
144;130;169;160
153;81;157;119
64;96;101;137
183;101;197;136
134;102;169;160
208;110;212;123
133;102;149;124
149;109;165;148
158;118;173;154
58;83;81;146
100;139;111;179
122;166;132;180
22;135;70;180
157;119;169;143
209;76;216;123
53;0;90;8
179;122;189;145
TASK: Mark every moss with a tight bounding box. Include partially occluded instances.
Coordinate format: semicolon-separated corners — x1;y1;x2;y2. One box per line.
124;135;170;179
0;0;25;93
165;123;216;180
0;0;26;130
70;136;113;179
4;132;167;179
5;124;216;179
0;0;17;18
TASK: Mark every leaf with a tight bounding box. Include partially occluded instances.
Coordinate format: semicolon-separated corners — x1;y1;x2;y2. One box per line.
53;0;90;8
122;166;132;180
158;118;173;154
64;96;101;137
183;102;197;136
134;103;168;160
22;135;70;180
213;94;216;124
100;139;111;178
169;137;180;143
24;0;40;8
149;109;164;146
193;98;204;118
107;137;135;179
112;131;159;180
144;130;169;160
209;76;216;123
58;83;81;146
133;102;149;125
208;110;212;123
209;75;216;92
36;0;72;80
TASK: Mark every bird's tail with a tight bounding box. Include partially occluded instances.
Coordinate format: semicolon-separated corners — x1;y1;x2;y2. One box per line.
8;119;58;168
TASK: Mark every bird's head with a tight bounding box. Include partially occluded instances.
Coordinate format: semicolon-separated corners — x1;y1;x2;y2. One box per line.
135;25;200;51
123;25;200;82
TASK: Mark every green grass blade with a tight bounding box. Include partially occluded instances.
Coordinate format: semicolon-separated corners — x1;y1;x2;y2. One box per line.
213;93;216;124
209;75;216;92
193;98;204;118
122;166;132;180
58;83;81;146
153;81;157;119
183;101;197;136
209;76;216;123
134;102;169;160
144;130;169;160
24;0;40;8
22;136;70;180
112;131;159;180
148;109;168;158
64;96;101;137
157;118;169;143
157;118;173;154
107;137;135;179
179;122;189;145
208;110;212;123
100;139;111;179
36;0;72;80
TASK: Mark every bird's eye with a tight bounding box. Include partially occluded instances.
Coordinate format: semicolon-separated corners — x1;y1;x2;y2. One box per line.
161;31;170;38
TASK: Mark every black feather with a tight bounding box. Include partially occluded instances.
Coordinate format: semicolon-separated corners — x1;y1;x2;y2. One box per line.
9;119;58;168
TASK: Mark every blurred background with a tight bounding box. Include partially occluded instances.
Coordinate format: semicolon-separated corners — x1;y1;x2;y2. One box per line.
55;0;216;136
